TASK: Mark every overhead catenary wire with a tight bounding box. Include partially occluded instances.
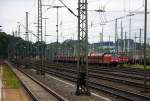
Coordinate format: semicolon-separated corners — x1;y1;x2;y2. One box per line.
16;0;57;41
57;0;77;17
47;9;150;32
19;23;38;39
14;0;150;44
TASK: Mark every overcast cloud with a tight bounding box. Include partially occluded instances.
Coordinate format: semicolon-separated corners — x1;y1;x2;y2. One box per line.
0;0;150;43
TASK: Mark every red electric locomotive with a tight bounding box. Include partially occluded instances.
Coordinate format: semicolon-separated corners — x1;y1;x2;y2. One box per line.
54;52;126;66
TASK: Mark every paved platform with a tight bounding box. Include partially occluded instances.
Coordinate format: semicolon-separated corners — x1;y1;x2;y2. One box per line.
1;64;32;101
11;67;59;101
2;87;31;101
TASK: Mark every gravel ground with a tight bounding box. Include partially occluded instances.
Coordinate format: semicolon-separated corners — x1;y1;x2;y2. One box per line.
22;68;126;101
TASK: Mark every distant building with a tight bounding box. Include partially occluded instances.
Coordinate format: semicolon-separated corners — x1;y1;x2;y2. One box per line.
89;41;115;53
89;39;138;53
46;39;144;57
116;39;134;52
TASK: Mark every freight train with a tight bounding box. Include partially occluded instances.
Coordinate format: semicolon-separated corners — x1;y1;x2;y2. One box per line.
54;53;128;66
128;54;150;65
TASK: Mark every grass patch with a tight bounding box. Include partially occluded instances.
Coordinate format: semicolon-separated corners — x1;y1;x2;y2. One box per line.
131;64;150;70
122;64;150;70
2;65;21;88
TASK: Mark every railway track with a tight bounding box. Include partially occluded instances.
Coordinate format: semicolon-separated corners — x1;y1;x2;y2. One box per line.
32;62;150;82
42;65;150;88
36;61;150;76
39;67;150;101
8;62;68;101
13;61;150;101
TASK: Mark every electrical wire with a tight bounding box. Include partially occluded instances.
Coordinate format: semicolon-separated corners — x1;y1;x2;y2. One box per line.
19;23;38;38
57;0;77;17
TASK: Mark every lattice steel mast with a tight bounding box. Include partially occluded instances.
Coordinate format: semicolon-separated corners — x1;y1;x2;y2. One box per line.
38;0;42;42
37;0;44;75
75;0;90;95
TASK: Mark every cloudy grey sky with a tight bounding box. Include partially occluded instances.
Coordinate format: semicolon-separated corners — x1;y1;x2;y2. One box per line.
0;0;150;43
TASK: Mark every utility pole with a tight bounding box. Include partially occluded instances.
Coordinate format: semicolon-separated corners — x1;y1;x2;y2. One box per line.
43;18;48;44
139;28;142;47
100;27;103;53
143;0;148;92
17;22;21;59
121;21;124;53
75;0;90;95
128;0;132;54
139;28;142;63
109;35;110;53
124;32;127;54
25;12;29;41
56;7;59;57
17;22;21;37
42;5;64;60
128;14;132;52
115;19;118;54
52;6;64;58
72;33;76;56
134;34;137;64
99;32;102;53
43;18;48;60
56;7;59;52
15;30;18;37
25;12;29;58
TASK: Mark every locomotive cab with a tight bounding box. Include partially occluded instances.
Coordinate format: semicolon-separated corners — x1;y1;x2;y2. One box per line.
103;53;119;66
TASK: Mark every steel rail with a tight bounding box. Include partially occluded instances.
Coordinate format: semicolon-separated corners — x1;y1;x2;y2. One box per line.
8;62;68;101
23;62;150;101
